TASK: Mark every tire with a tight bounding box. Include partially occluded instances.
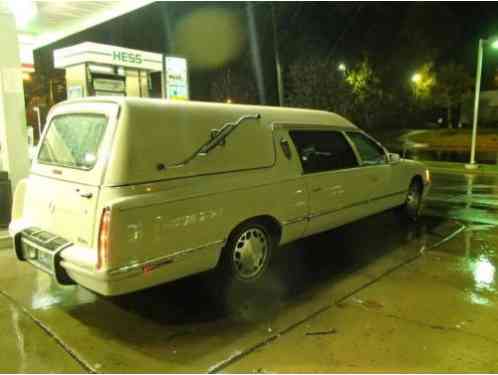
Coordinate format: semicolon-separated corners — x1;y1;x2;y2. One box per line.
219;221;273;284
214;220;277;318
402;179;423;222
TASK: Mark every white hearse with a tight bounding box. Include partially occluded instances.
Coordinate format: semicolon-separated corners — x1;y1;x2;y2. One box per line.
10;97;430;296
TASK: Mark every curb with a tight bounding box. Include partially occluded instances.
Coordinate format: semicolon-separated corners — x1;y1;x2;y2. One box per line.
428;166;498;176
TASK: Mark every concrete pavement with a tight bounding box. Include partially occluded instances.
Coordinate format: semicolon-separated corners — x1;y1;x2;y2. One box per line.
225;223;498;372
0;229;11;250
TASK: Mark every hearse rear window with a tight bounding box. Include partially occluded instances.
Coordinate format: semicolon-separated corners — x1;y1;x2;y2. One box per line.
38;114;108;170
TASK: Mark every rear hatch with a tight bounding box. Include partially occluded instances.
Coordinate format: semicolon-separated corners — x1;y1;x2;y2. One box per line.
25;100;120;248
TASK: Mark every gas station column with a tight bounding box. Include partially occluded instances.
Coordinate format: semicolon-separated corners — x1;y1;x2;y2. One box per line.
0;11;30;191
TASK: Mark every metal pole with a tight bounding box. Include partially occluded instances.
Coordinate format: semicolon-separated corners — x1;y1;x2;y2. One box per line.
271;4;284;106
161;54;167;99
34;107;42;142
467;38;484;168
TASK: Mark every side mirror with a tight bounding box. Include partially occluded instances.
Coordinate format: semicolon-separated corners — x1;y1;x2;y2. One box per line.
388;153;401;164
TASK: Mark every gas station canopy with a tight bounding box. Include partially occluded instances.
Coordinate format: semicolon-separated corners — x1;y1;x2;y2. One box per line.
0;0;156;195
0;0;155;69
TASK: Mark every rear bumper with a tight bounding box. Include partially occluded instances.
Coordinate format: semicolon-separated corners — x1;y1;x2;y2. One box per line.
12;223;223;296
12;226;75;285
62;243;222;296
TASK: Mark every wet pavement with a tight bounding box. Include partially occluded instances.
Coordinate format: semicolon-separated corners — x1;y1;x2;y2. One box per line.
1;173;498;372
425;171;498;225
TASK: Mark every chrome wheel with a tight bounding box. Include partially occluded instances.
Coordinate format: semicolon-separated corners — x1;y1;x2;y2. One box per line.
232;227;269;280
405;181;422;219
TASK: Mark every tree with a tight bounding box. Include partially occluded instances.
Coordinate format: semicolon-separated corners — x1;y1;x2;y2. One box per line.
432;62;473;128
346;58;384;128
210;65;259;104
285;55;353;116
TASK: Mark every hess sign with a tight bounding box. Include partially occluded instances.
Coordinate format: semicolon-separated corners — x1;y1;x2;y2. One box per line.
112;51;143;65
54;42;163;72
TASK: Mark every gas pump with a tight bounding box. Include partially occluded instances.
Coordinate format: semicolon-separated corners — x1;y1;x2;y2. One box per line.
54;42;164;99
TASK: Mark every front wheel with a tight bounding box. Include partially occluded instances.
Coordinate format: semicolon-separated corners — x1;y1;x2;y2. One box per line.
402;179;423;221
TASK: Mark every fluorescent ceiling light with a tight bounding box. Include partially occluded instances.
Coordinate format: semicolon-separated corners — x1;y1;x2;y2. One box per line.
7;0;37;28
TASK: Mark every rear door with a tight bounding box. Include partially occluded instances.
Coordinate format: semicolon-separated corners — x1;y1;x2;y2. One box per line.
26;101;120;247
288;129;367;236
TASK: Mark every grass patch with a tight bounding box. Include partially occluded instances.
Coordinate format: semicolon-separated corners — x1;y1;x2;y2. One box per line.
408;129;498;152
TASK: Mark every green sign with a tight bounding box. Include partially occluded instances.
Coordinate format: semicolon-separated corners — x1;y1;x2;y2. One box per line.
112;51;143;65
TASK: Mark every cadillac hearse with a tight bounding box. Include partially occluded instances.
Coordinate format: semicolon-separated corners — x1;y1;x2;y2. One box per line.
10;98;430;296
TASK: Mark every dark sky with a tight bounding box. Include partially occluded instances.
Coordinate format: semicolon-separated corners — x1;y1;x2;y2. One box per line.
274;3;498;87
36;2;498;101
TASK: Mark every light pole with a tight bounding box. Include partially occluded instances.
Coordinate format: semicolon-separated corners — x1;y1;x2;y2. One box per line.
466;38;498;169
271;4;284;107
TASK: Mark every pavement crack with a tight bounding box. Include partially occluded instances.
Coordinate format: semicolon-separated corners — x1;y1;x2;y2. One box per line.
341;299;498;347
380;311;498;347
0;290;96;374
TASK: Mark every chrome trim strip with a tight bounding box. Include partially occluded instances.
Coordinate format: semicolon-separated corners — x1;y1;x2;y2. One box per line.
304;190;407;221
370;190;407;203
107;239;226;276
282;216;308;226
307;199;368;220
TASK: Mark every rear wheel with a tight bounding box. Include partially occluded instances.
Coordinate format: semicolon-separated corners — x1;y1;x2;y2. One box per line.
213;221;275;315
222;222;273;283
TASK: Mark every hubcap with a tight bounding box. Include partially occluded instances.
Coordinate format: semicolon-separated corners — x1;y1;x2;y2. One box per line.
232;228;269;280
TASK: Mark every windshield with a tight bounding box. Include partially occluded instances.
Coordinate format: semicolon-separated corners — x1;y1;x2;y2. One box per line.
38;114;108;170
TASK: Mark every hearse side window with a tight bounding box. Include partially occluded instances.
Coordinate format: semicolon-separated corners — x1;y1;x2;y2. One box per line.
289;130;358;174
347;132;386;166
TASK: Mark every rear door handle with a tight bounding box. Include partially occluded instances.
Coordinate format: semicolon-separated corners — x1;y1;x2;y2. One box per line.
76;189;93;199
312;187;322;193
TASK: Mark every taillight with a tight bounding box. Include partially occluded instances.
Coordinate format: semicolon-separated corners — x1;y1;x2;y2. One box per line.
97;208;111;270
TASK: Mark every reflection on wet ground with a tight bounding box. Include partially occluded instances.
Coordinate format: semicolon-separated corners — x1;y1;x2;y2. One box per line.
2;182;498;372
424;172;498;224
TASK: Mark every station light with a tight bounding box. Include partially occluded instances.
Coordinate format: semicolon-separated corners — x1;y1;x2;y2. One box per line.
7;0;37;27
411;73;422;84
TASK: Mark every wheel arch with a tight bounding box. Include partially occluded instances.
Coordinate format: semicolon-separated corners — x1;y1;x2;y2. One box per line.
227;215;283;245
216;215;283;266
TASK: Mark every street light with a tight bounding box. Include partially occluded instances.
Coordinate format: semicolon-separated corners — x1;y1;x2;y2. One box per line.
411;73;422;84
466;38;498;169
338;63;347;72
